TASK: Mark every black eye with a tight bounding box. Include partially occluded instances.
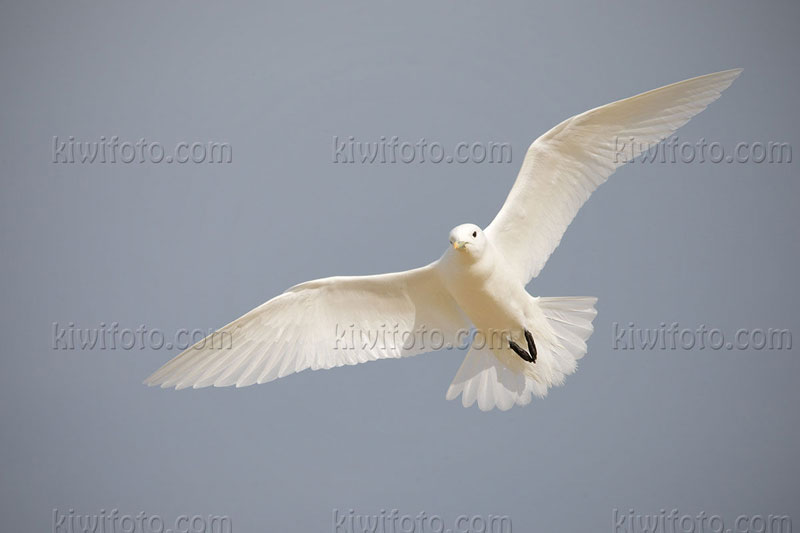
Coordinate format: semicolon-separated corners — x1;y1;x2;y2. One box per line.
472;231;477;238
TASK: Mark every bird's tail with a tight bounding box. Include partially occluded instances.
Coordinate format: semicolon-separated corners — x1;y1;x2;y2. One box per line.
446;296;597;411
536;296;598;383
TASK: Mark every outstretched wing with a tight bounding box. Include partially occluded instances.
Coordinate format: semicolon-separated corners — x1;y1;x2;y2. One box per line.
486;69;742;284
146;263;468;389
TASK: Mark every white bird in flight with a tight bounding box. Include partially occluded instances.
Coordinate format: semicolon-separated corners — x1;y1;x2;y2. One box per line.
147;69;741;411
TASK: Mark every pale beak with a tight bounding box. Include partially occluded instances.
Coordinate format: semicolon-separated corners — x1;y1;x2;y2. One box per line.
453;240;467;250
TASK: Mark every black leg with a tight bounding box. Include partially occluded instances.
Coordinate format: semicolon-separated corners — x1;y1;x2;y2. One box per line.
524;329;537;363
509;338;534;363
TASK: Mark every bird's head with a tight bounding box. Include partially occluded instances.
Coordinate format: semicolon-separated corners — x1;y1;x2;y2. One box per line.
448;223;486;257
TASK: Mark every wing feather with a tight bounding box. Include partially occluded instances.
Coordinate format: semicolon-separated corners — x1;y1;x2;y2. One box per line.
146;263;468;389
486;69;742;283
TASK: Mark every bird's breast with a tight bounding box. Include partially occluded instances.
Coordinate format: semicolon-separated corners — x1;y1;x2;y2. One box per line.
438;252;527;332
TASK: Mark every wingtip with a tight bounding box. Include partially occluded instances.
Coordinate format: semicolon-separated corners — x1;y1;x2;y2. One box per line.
717;68;744;85
725;67;744;79
710;67;743;76
682;68;743;86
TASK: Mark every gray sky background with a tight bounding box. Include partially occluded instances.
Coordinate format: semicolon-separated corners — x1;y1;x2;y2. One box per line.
1;1;798;531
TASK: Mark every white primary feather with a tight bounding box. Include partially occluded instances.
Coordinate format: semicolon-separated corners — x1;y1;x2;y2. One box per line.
486;69;742;284
145;265;467;389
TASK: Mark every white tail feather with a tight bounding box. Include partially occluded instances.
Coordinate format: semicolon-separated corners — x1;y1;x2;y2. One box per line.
446;297;598;411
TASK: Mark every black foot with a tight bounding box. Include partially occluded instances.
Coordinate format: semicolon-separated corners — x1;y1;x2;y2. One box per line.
509;338;534;363
509;329;537;364
524;329;537;363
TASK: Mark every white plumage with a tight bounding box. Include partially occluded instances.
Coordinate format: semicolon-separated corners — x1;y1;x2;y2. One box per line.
147;69;741;411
